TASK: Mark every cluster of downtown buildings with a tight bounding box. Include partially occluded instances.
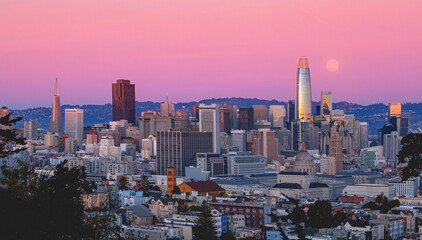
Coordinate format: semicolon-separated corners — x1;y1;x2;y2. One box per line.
1;57;419;240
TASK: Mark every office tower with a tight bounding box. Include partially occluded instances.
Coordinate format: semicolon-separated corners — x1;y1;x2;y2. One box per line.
160;94;175;117
378;124;395;145
49;78;63;133
174;109;189;129
251;129;279;163
219;104;237;131
99;136;122;161
112;79;136;124
231;130;247;152
290;120;317;151
277;128;292;151
329;123;343;174
156;131;213;176
24;120;38;140
219;108;231;134
226;152;265;175
356;122;369;152
139;115;172;139
399;116;409;137
65;109;84;142
86;129;99;145
192;104;200;119
199;104;220;153
64;137;76;154
196;152;222;172
239;107;254;130
269;105;286;128
321;91;332;117
44;132;58;147
295;56;312;121
252;105;268;122
287;101;295;125
389;102;401;118
315;105;321;116
383;131;399;165
167;167;177;195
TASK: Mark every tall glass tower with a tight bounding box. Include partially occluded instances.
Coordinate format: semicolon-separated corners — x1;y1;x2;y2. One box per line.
295;57;312;121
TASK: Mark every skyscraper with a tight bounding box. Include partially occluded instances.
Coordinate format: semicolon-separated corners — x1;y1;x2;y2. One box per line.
269;105;286;128
24;120;38;140
383;131;399;165
112;79;136;124
321;91;332;117
160;93;175;117
231;129;247;152
329;123;343;174
389;102;401;118
65;108;84;142
295;57;312;121
156;131;213;176
239;107;254;130
199;104;220;153
252;105;268;122
287;100;295;125
49;78;63;133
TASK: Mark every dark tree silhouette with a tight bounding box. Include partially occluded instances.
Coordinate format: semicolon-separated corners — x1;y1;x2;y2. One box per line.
398;133;422;180
307;200;337;228
220;230;236;240
118;175;129;190
192;201;218;240
0;113;25;158
172;185;181;195
140;174;151;196
362;193;400;213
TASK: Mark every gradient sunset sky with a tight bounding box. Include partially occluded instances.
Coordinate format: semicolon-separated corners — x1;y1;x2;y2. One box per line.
1;0;421;109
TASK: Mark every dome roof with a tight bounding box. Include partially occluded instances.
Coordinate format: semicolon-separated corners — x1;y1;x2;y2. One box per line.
295;150;313;162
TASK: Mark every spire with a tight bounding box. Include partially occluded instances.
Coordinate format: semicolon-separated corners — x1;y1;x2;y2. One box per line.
54;78;59;96
297;56;309;69
166;92;169;102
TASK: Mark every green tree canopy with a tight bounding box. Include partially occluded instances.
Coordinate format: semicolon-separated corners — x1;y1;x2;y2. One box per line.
362;193;400;213
307;200;337;228
192;201;218;240
0;113;25;158
118;175;129;190
398;133;422;181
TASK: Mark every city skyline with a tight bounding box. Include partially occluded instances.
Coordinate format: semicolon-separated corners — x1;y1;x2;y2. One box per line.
1;1;422;109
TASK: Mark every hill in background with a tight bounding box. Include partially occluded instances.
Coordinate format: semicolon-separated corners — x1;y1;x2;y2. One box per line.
10;98;422;135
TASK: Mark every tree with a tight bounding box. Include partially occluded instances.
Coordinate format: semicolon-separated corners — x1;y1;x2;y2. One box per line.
398;133;422;180
307;200;337;229
83;210;124;240
172;185;181;195
362;193;400;213
192;201;218;240
140;174;151;196
220;230;236;240
118;175;129;190
278;194;308;240
0;160;95;239
0;113;25;158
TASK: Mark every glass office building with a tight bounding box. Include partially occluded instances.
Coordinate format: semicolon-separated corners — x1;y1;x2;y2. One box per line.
295;57;312;121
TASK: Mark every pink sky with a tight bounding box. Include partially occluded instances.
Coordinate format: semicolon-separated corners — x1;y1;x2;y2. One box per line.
1;0;421;109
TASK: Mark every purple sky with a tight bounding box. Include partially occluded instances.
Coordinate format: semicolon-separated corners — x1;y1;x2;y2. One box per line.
1;0;422;109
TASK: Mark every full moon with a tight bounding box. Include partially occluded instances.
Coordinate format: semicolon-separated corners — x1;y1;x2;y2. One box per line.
326;59;339;72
